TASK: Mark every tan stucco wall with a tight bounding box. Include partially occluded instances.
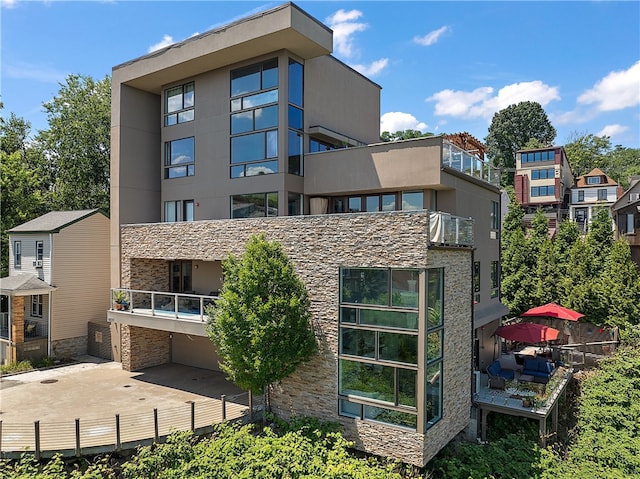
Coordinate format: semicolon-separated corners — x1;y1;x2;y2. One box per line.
117;211;472;466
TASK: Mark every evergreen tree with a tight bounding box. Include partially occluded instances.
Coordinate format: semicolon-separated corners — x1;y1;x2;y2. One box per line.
534;236;559;305
553;220;580;278
598;239;640;328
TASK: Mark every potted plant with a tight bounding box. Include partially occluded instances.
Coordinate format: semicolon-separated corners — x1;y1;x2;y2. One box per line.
113;290;129;310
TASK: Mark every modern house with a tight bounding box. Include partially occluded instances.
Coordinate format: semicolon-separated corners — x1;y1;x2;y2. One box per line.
611;176;640;267
514;146;574;233
107;2;506;466
569;168;621;233
0;210;111;364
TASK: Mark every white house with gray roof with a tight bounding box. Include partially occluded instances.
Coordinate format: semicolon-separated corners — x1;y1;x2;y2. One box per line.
0;209;110;364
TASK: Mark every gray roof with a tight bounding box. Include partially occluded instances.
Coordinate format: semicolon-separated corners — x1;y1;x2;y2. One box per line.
8;209;104;233
0;274;57;296
611;180;640;211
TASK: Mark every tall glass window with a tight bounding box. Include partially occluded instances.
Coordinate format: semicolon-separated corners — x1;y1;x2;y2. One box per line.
425;268;443;428
231;192;278;218
288;59;304;176
491;261;499;299
401;191;424;210
338;267;420;430
288;192;303;215
165;137;195;179
165;82;194;126
230;59;279;178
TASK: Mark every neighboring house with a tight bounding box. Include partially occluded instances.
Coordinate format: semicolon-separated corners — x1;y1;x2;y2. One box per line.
107;2;507;466
611;176;640;268
569;168;620;232
0;210;111;364
514;146;574;233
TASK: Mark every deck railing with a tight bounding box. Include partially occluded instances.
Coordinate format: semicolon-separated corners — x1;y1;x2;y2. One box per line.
428;211;474;247
110;289;218;322
0;391;260;459
442;141;500;187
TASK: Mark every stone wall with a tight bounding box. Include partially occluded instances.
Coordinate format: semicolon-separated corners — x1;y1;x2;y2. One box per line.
51;335;87;359
118;211;472;465
121;325;170;371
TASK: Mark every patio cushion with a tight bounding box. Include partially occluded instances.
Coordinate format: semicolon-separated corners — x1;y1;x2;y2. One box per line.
487;360;515;380
522;358;556;379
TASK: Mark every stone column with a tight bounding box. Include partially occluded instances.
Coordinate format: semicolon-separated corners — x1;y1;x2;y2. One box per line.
11;296;25;344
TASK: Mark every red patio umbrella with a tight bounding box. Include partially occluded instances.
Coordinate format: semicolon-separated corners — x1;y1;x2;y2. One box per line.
520;302;584;321
495;322;560;343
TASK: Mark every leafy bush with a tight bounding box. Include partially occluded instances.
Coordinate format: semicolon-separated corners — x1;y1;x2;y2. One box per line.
0;359;33;374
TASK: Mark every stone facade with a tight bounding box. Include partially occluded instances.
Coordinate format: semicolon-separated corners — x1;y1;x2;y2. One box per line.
121;325;171;371
118;211;472;466
51;335;87;359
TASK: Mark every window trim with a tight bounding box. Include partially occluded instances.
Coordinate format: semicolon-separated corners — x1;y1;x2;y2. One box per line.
164;137;195;179
36;241;44;261
164;82;195;126
597;189;607;201
31;294;43;318
14;240;21;268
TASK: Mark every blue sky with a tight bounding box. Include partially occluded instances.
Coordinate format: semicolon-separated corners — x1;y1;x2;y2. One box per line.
2;1;639;148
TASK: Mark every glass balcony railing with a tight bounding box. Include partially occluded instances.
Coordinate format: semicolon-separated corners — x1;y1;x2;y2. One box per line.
442;142;500;187
110;289;218;322
428;212;474;247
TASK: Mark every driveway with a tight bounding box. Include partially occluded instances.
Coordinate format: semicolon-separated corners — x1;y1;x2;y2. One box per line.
0;356;248;456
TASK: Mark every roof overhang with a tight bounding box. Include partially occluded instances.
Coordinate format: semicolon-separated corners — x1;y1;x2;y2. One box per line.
113;3;333;94
0;274;57;297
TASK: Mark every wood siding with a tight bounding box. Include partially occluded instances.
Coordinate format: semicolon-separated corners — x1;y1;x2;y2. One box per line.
50;214;110;342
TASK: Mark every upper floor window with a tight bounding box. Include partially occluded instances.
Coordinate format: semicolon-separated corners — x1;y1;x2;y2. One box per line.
36;241;44;261
231;192;278;218
491;261;499;299
288;59;303;107
531;168;555;180
402;191;424;210
587;176;602;185
521;150;554;163
14;241;21;268
165;82;194;126
164;200;194;222
473;262;480;303
597;189;607;201
231;59;279;178
531;185;555;197
165;137;195;179
578;190;585;202
491;201;499;230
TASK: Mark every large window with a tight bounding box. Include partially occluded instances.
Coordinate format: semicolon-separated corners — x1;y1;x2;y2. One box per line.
231;192;278;218
531;168;555;180
338;267;444;431
165;137;195;179
597;189;607;201
231;59;279;178
164;200;194;222
164;82;194;126
521;150;554;163
332;191;419;213
401;191;424;210
531;185;555;197
288;59;304;175
14;241;21;268
619;213;635;234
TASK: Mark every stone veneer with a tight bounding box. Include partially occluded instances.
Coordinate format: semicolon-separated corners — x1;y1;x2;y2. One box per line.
121;325;171;371
118;211;472;466
51;335;87;359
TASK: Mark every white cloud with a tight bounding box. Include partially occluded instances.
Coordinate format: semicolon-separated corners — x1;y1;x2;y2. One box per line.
578;61;640;112
1;0;17;8
380;112;428;134
426;81;560;119
351;58;389;77
148;34;175;53
4;61;66;84
326;9;367;58
597;124;629;138
413;26;449;46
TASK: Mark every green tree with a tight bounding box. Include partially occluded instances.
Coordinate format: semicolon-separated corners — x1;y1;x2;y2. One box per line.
500;188;534;315
586;207;614;272
554;220;580;278
380;129;435;142
207;234;317;410
36;74;111;212
0;110;49;276
485;101;556;186
598;239;640;328
534;236;560;305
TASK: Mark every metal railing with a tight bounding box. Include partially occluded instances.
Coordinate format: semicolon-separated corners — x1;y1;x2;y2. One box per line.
428;211;474;247
110;289;218;322
0;391;260;459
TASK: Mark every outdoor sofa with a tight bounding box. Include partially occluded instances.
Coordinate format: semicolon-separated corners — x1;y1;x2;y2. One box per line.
521;358;556;383
486;360;515;389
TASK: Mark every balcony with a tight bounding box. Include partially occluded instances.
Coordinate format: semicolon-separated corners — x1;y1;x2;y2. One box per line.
428;211;474;247
107;289;218;336
442;141;500;187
